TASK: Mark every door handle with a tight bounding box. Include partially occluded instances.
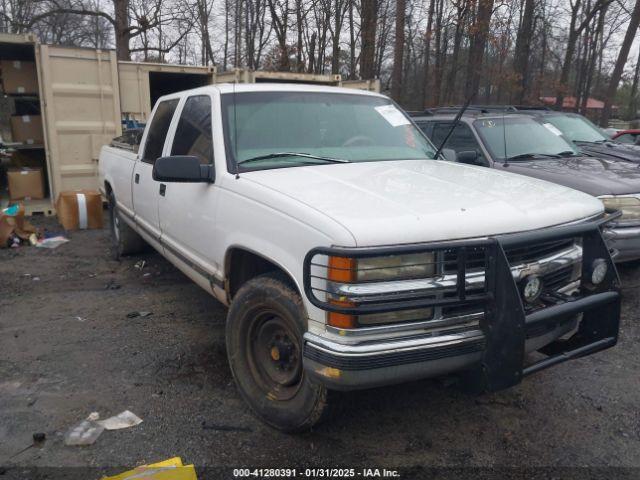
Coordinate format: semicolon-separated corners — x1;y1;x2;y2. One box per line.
159;183;166;196
134;173;140;184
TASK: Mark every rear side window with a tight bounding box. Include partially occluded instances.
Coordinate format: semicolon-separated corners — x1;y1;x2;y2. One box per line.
142;99;179;164
171;95;213;165
415;121;434;138
432;122;482;153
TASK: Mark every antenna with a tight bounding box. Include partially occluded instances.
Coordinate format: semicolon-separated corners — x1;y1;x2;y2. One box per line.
434;93;475;159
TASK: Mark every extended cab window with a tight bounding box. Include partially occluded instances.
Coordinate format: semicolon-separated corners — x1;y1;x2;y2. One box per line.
171;95;213;165
432;122;483;157
142;99;179;164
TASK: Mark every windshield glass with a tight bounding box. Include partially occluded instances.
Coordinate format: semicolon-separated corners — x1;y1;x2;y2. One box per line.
473;116;579;160
543;114;608;143
221;91;437;171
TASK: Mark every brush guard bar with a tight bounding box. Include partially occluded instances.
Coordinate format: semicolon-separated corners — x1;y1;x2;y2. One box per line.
303;213;621;392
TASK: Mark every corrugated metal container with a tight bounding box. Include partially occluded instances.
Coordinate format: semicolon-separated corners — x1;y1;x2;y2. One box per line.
340;78;381;93
118;61;214;122
214;68;341;86
0;34;121;214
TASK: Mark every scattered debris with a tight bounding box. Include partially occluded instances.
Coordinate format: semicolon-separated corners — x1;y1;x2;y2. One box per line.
98;410;143;430
134;260;146;271
35;235;69;249
102;457;197;480
64;419;104;446
127;311;152;319
105;280;121;290
7;432;47;460
0;203;39;249
74;316;86;322
201;421;252;433
87;412;100;421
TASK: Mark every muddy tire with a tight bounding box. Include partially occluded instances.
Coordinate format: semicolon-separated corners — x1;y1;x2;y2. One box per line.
108;191;146;260
226;272;332;432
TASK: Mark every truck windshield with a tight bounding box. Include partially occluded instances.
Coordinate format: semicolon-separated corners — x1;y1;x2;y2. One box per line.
473;116;579;161
221;91;437;172
542;114;608;143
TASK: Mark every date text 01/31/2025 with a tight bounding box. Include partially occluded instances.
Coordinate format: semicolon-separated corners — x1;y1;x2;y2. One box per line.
232;468;401;478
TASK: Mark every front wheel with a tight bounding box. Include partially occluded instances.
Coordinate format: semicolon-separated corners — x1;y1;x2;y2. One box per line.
226;272;332;432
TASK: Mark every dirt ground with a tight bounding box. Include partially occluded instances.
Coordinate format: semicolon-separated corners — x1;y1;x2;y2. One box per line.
1;216;640;479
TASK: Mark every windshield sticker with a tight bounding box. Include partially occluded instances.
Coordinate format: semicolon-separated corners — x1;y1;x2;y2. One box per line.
543;123;563;136
481;120;497;128
375;105;411;127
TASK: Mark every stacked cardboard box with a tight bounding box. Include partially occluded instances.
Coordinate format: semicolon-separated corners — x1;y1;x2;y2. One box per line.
7;167;45;201
0;60;38;95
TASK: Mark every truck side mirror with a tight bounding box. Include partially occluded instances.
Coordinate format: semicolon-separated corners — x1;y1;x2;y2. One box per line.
152;155;214;183
441;148;457;162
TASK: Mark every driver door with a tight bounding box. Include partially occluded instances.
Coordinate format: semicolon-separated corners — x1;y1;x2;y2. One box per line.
157;93;223;292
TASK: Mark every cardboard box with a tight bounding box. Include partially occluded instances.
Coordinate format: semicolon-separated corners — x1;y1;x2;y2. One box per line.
10;115;44;145
1;60;39;95
7;168;45;201
56;190;103;230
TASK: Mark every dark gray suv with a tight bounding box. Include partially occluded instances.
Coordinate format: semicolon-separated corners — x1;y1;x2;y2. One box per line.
412;108;640;262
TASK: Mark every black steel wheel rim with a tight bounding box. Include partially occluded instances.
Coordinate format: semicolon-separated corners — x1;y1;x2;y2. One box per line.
246;308;303;401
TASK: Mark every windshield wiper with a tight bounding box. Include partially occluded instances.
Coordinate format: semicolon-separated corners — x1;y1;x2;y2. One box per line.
237;152;350;166
506;153;560;161
557;150;578;157
575;139;607;144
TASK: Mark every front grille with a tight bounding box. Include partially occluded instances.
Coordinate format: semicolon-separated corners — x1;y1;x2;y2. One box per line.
543;264;574;291
443;238;576;274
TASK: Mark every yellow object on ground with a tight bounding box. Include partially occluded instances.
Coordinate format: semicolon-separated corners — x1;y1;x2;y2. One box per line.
101;457;197;480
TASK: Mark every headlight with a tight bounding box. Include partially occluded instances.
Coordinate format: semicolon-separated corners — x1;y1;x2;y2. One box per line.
326;253;437;328
600;196;640;223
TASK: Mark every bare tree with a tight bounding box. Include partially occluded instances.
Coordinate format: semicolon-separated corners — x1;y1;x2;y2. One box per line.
390;0;406;100
601;0;640;125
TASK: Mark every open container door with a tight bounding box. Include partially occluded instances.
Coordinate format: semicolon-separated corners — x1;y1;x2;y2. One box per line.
38;45;121;198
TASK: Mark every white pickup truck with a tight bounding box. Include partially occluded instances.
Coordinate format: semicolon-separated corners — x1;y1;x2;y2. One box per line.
99;84;621;432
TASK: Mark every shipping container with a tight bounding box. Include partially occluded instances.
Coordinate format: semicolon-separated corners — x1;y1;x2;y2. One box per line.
118;61;214;123
0;34;122;215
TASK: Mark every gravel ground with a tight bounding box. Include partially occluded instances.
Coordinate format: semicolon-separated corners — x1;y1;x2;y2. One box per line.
1;216;639;479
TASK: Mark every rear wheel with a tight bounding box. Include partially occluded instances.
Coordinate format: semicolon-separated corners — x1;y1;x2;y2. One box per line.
226;272;332;432
108;191;146;259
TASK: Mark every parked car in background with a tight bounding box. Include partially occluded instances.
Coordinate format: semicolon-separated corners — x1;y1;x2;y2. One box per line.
517;109;640;163
412;108;640;262
100;85;620;431
612;129;640;146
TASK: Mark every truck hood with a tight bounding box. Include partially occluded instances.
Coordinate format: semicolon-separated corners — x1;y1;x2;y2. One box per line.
494;155;640;197
577;141;640;163
243;160;603;246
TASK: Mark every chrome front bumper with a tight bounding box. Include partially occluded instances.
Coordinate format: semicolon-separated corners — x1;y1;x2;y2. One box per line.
603;224;640;262
304;315;578;390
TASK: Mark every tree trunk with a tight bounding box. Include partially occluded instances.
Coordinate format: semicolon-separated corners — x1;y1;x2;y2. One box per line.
512;0;534;103
348;0;356;79
390;0;406;101
359;0;377;79
113;0;130;60
464;0;494;100
421;0;436;107
628;47;640;119
432;0;445;105
601;0;640;126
